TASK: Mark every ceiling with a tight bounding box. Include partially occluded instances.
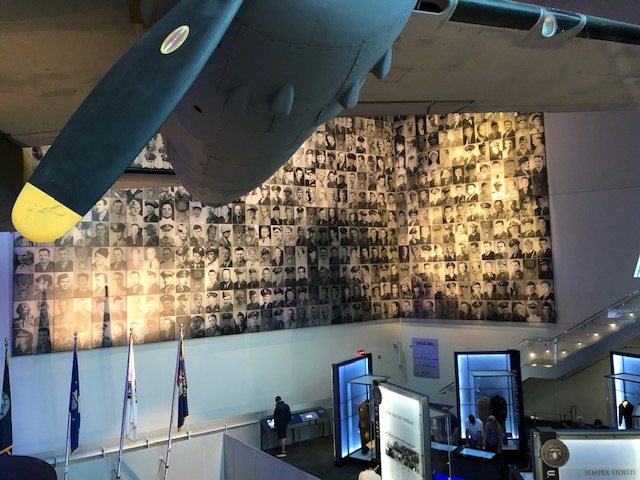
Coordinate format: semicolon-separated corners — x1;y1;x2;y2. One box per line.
0;1;639;147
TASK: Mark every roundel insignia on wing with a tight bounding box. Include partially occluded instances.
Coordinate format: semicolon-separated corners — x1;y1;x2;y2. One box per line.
161;25;190;55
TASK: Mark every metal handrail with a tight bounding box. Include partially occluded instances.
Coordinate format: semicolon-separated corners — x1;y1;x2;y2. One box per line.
556;289;640;341
514;289;640;367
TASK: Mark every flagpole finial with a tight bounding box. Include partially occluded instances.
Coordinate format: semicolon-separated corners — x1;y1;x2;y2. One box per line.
130;328;134;333
74;332;78;338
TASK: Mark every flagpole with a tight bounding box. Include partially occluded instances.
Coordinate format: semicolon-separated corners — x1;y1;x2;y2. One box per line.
116;330;133;479
63;334;77;480
0;338;12;456
163;328;182;480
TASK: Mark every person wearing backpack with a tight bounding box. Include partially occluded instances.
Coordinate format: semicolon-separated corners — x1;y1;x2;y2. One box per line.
483;415;504;454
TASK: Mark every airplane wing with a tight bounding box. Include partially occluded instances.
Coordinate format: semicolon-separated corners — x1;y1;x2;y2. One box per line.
10;0;244;243
349;0;640;116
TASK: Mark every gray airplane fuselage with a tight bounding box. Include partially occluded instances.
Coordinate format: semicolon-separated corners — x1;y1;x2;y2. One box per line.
161;0;415;205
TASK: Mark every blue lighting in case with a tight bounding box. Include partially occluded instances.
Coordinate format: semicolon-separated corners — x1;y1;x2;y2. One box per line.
434;474;464;480
333;355;371;462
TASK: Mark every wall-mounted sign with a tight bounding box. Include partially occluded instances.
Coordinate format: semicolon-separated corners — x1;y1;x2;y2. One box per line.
412;338;439;378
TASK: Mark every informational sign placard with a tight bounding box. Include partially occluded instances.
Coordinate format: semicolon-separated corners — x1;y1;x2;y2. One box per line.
535;431;640;480
412;338;439;378
377;382;430;480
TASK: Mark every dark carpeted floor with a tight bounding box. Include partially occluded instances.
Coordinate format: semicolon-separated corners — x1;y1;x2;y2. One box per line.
269;435;366;480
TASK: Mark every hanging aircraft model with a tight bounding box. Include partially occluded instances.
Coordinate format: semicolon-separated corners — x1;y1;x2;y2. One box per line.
5;0;640;243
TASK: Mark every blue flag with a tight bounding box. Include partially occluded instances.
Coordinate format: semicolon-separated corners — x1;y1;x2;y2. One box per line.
69;340;80;453
0;343;12;455
177;331;189;431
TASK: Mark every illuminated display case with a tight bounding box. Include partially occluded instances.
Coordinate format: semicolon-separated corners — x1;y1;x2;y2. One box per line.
606;351;640;429
332;354;376;464
429;406;456;479
347;375;389;460
454;350;526;452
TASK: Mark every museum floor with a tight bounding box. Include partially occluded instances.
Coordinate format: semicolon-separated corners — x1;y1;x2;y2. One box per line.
275;434;522;480
272;435;364;480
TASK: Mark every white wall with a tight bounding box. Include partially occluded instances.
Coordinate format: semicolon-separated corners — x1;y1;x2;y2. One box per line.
544;111;640;326
400;321;549;405
522;338;640;426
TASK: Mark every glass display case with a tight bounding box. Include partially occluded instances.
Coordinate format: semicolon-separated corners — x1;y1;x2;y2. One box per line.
455;350;525;452
347;374;389;461
605;351;640;429
429;406;456;480
332;354;377;464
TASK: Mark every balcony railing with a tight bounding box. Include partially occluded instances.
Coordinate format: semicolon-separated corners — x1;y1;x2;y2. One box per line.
514;290;640;368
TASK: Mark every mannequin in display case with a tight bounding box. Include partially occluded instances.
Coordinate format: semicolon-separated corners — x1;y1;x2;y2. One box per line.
619;399;635;429
359;399;373;453
477;395;490;423
490;394;508;428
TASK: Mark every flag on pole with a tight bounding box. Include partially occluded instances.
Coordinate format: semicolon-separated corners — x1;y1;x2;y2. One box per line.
0;340;12;455
68;339;80;453
124;334;138;441
177;331;189;431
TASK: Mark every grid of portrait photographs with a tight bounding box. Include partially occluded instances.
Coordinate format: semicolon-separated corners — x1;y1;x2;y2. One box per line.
393;112;554;323
11;113;555;356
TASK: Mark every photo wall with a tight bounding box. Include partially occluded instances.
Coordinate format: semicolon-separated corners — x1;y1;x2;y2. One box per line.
392;113;555;324
11;113;555;355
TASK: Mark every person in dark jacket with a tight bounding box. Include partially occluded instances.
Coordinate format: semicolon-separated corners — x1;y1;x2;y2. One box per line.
273;395;292;457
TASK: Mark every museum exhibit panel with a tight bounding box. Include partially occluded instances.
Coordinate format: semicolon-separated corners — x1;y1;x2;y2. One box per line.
375;381;431;480
455;350;526;452
532;429;640;479
606;351;640;430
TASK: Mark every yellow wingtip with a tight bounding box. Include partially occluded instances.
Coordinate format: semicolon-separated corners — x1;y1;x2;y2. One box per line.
12;182;82;243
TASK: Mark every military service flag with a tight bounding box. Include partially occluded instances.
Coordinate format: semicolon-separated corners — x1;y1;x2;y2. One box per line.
0;340;12;455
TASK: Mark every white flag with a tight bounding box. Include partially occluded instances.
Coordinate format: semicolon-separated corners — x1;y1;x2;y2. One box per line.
124;337;138;441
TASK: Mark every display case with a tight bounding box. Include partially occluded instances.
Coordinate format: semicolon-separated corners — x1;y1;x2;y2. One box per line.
605;351;640;429
429;406;456;480
347;374;389;460
455;350;525;452
260;406;331;451
332;354;378;464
